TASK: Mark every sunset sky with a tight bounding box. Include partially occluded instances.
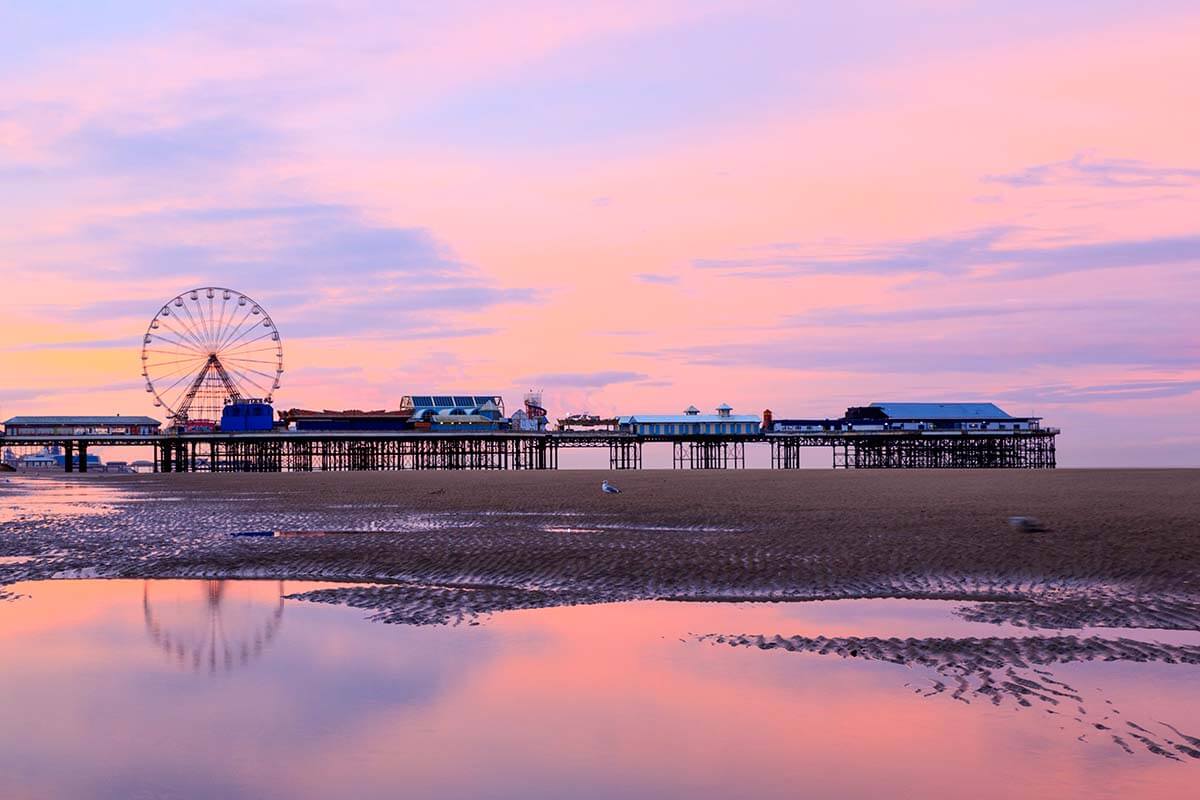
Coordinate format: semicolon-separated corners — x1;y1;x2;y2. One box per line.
2;0;1198;465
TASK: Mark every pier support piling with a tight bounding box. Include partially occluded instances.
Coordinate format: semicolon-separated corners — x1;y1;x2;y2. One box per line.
672;440;745;469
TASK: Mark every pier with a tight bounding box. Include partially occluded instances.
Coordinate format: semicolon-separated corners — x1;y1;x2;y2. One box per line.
0;428;1057;473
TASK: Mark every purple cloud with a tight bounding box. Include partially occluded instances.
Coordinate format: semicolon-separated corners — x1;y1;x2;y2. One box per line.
68;117;277;176
694;228;1200;281
986;153;1200;188
39;204;540;339
520;370;649;388
994;380;1200;404
784;299;1142;327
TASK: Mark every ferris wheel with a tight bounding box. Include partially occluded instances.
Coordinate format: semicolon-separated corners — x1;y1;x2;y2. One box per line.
141;287;283;424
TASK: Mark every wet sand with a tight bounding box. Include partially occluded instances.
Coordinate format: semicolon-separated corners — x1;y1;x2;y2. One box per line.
2;469;1198;629
3;469;1200;767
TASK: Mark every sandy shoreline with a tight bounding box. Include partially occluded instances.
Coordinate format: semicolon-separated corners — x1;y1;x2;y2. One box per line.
1;469;1198;629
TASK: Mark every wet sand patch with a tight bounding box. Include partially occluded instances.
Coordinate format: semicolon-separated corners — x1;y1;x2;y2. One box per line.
1;470;1198;634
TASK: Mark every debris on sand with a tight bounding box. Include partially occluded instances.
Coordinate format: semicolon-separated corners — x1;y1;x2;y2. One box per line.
1008;516;1046;533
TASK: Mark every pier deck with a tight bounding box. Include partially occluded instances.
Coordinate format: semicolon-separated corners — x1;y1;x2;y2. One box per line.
0;428;1058;472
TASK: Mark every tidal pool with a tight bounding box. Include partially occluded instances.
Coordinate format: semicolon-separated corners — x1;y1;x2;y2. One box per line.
0;580;1196;800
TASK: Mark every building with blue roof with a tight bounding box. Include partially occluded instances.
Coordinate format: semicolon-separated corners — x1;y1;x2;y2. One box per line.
863;402;1039;431
768;403;1041;433
400;394;506;423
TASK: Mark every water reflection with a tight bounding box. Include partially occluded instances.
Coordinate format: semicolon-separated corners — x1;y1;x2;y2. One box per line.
0;581;1196;800
142;580;285;674
0;475;124;524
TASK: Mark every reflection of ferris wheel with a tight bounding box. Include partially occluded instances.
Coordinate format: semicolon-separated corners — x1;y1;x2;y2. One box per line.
143;580;285;674
141;287;283;424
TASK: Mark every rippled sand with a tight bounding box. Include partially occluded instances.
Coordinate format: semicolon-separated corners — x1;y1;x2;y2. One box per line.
3;469;1200;766
2;469;1197;627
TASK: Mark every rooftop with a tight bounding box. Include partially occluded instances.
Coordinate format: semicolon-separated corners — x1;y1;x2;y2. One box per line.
284;409;410;418
620;414;761;424
4;416;161;426
869;403;1018;420
402;395;503;408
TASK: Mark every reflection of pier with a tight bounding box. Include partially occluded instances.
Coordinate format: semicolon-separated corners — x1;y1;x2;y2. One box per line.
1;429;1057;472
143;580;285;674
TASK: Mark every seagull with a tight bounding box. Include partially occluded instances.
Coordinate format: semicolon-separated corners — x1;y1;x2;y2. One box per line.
601;480;622;494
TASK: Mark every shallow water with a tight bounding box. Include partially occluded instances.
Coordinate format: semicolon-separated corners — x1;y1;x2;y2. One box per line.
1;579;1196;800
0;477;123;523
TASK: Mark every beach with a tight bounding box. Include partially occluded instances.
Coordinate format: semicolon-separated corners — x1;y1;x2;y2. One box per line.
2;469;1198;627
3;468;1200;784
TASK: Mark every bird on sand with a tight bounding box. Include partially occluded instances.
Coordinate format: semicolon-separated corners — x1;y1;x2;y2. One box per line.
601;480;622;494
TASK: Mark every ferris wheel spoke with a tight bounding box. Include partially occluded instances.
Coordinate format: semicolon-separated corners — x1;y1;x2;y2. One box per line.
143;348;209;362
222;348;281;364
215;305;257;351
224;356;283;367
157;367;208;405
149;362;210;390
147;352;208;376
146;340;209;357
224;336;276;355
162;306;207;349
207;293;218;348
146;355;209;379
175;300;210;350
149;329;205;353
188;299;219;352
144;352;206;370
221;346;281;357
158;316;209;352
225;362;280;383
198;297;222;350
211;294;235;351
225;365;272;396
221;322;274;352
144;340;206;355
223;335;278;357
225;360;271;389
193;300;218;351
150;328;207;354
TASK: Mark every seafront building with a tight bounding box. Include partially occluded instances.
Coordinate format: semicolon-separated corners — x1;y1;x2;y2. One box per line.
3;416;161;436
618;404;761;436
770;403;1041;433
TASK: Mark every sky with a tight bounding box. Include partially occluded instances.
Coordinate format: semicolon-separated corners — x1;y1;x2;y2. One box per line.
1;0;1198;466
